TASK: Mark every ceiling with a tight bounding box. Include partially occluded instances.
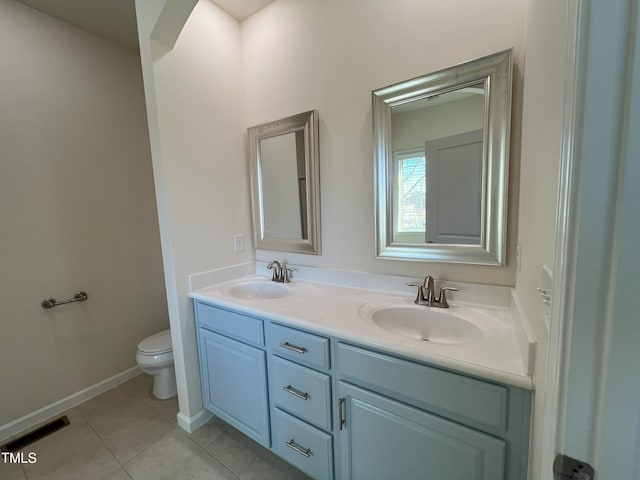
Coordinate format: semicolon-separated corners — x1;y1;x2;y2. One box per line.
213;0;275;22
16;0;276;51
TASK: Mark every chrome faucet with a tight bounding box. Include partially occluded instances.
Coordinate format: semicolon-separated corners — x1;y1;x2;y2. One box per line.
267;260;292;283
407;275;458;308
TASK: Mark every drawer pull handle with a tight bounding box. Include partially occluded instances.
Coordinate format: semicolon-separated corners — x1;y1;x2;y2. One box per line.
286;438;312;458
283;385;310;400
280;342;307;354
339;397;346;430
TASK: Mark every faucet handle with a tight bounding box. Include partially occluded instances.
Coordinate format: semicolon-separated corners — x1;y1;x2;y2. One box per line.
438;286;458;308
283;267;294;283
407;282;426;304
266;260;282;281
423;276;436;303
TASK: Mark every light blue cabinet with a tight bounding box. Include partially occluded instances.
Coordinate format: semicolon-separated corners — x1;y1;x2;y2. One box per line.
335;342;531;480
196;304;270;448
194;300;531;479
267;323;335;479
337;382;506;480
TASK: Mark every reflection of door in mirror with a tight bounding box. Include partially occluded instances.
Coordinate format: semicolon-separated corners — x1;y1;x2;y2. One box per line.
426;130;482;245
259;131;307;240
390;83;484;245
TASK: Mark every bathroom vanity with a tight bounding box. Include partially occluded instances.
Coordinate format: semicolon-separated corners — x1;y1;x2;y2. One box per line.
191;276;532;480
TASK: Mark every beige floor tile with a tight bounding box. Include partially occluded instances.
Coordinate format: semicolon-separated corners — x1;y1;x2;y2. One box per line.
187;416;228;450
6;376;308;480
0;460;27;480
148;395;179;425
21;409;105;478
89;405;175;463
104;374;154;401
103;467;134;480
77;377;174;464
198;421;309;480
124;429;239;480
77;375;153;420
27;443;121;480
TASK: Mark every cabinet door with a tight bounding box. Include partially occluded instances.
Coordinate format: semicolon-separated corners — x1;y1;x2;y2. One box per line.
337;382;505;480
200;329;270;447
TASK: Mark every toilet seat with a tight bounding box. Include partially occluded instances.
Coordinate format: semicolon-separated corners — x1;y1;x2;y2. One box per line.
138;329;172;355
136;350;173;367
136;328;177;399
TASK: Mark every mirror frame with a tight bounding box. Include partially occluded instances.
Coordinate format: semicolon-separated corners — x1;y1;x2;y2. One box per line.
248;110;321;255
373;49;512;266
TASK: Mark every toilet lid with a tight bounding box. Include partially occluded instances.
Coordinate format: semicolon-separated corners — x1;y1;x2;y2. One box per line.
138;329;172;354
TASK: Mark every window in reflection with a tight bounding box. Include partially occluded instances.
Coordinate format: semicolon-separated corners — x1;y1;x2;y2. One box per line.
394;149;426;243
390;83;485;245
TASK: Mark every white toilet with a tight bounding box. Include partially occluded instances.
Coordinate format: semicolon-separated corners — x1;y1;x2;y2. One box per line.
136;329;177;400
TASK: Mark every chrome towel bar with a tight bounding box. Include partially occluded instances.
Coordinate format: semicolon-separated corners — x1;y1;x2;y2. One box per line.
41;291;88;309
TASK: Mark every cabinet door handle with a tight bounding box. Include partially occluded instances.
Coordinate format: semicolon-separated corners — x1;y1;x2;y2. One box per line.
283;385;310;400
286;438;312;458
280;342;307;354
338;397;346;430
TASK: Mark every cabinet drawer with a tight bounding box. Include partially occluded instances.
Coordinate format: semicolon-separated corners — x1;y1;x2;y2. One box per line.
269;324;330;370
337;343;508;431
271;356;332;431
273;408;333;480
196;302;264;346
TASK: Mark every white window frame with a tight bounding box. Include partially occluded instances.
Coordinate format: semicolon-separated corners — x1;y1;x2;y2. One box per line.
393;148;426;243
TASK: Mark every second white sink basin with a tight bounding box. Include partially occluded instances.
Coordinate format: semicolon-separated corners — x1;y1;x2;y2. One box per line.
361;304;483;344
228;281;288;299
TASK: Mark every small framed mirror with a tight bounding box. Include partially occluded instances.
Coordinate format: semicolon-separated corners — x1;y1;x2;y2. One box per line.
373;49;512;265
248;110;321;254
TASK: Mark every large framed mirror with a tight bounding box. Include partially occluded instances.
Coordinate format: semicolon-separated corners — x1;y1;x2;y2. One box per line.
248;110;321;254
373;49;512;265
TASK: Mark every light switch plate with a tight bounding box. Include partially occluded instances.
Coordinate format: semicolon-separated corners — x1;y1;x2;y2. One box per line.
234;234;245;253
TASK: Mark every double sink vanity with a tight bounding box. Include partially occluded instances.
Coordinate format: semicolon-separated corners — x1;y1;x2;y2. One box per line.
189;269;533;480
190;48;531;479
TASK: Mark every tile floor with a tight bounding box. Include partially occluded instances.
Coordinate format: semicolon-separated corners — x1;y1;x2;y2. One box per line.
1;374;312;480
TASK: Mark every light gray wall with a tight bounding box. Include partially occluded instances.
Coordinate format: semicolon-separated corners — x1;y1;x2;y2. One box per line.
134;0;526;426
135;0;253;420
260;133;303;239
392;96;485;152
515;0;569;477
0;0;168;427
241;0;526;286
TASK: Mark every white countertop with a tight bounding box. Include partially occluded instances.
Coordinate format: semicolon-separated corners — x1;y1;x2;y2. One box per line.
189;275;533;390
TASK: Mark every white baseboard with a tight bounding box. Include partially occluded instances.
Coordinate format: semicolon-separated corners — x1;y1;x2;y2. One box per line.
177;408;213;433
0;366;142;444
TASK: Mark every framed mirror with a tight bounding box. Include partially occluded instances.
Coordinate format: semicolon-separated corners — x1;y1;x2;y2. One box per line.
373;49;512;265
248;110;321;254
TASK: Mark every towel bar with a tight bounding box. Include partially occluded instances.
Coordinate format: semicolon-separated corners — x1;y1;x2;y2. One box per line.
41;291;88;309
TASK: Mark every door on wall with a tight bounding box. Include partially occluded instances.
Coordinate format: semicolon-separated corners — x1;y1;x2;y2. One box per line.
425;129;483;245
546;1;640;478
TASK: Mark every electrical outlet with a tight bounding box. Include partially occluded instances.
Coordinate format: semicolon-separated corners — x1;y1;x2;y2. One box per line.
233;234;245;253
553;454;594;479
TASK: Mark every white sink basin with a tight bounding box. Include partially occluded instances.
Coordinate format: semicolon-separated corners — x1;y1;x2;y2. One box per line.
228;281;288;299
361;304;483;344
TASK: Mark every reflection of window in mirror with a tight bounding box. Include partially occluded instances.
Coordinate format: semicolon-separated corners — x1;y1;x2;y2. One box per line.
373;49;512;264
390;83;485;246
393;149;426;244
